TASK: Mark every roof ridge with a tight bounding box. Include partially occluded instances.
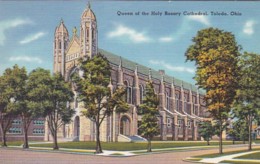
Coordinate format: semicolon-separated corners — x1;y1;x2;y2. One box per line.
98;48;205;94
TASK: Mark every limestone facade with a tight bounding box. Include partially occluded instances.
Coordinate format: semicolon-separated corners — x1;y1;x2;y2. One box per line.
45;3;209;142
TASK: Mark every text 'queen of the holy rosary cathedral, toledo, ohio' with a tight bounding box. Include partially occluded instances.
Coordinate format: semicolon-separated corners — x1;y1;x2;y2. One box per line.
47;3;209;142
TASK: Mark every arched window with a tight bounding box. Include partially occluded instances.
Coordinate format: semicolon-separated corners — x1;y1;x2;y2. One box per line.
59;41;61;49
165;92;170;110
184;96;187;113
86;28;89;38
139;85;144;104
175;94;179;111
124;81;132;104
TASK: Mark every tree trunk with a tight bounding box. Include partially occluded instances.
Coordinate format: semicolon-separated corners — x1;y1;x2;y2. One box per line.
1;131;7;147
95;121;103;154
219;123;223;154
248;116;252;151
53;132;59;150
232;139;235;145
147;138;152;152
23;119;29;149
23;129;29;149
207;139;210;145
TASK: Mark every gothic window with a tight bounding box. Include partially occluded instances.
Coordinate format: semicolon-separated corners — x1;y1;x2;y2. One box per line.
193;96;197;104
165;92;170;110
175;94;179;111
139;84;144;104
59;41;61;49
124;81;132;104
184;96;187;113
178;120;182;128
86;28;89;38
187;121;191;129
167;118;171;127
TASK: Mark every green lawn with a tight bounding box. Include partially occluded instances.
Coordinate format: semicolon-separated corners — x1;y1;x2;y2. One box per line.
235;151;260;160
195;148;260;158
0;141;23;146
30;141;246;151
221;160;260;164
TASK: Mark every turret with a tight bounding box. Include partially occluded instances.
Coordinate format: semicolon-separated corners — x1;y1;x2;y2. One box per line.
53;19;69;76
80;2;98;59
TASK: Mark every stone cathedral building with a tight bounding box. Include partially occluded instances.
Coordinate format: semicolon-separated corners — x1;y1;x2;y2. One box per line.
45;4;209;142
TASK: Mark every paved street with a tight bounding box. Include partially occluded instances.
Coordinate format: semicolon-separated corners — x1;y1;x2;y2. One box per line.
1;146;259;164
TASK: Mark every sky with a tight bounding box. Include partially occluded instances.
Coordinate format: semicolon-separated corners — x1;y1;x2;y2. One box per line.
0;1;260;84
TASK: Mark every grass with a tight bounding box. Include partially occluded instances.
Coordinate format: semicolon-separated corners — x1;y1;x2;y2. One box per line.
195;149;260;158
235;151;260;160
221;160;260;164
30;140;246;151
0;141;23;146
253;140;260;143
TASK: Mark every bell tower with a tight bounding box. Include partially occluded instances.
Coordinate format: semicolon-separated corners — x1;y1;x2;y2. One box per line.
80;2;98;59
53;19;69;76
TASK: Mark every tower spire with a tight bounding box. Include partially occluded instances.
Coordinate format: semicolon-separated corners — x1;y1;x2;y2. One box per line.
80;1;97;58
87;1;91;9
148;68;152;81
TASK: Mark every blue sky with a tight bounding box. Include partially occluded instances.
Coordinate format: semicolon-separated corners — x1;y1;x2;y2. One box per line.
0;1;260;84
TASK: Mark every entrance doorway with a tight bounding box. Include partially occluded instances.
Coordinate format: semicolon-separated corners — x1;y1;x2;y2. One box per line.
120;115;131;136
74;116;80;137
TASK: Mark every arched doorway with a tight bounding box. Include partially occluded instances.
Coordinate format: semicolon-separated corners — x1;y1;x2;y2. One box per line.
74;116;80;138
120;115;131;136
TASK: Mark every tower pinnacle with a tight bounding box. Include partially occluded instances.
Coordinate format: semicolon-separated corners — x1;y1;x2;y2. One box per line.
87;1;91;9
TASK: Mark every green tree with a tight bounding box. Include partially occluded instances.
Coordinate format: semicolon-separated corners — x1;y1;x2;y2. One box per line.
17;68;52;149
138;81;160;152
233;52;260;150
0;65;27;147
73;53;129;154
45;73;74;150
198;121;214;145
185;28;241;154
228;119;248;144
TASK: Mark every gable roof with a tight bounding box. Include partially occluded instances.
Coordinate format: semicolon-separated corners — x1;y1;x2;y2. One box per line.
65;35;80;55
98;48;204;94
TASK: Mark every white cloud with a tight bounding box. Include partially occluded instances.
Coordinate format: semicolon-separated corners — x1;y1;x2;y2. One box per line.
108;24;151;43
187;15;210;26
149;60;195;74
9;56;43;64
159;37;173;43
243;20;256;35
0;18;32;45
20;32;47;44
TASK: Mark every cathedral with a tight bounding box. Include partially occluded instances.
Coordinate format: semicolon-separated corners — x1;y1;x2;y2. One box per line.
45;3;209;142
